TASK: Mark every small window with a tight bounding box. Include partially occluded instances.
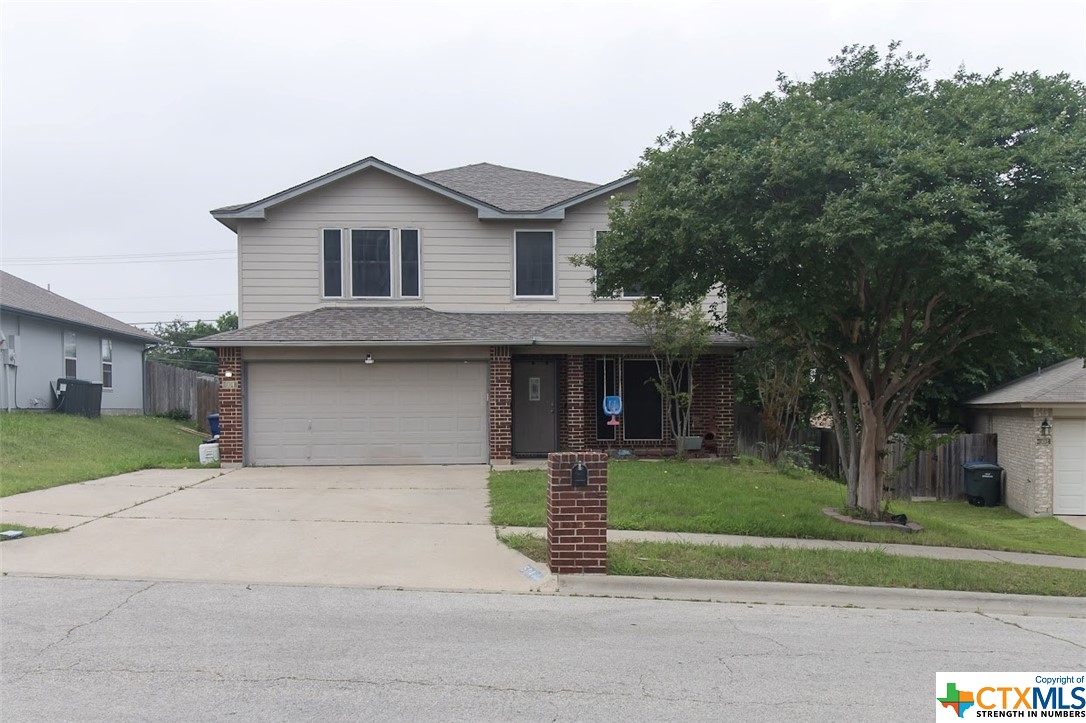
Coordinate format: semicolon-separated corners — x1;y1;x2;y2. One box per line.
351;229;392;297
63;331;77;377
400;229;420;298
515;230;554;297
101;339;113;389
322;229;343;297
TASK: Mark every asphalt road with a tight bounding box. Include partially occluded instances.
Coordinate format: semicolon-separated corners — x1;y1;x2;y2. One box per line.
3;576;1083;721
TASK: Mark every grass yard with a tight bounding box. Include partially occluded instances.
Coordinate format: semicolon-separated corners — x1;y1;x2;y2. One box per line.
0;412;214;496
1;523;60;538
502;534;1086;597
490;460;1086;558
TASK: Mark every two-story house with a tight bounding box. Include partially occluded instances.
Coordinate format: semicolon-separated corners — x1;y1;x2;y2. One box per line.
195;157;746;466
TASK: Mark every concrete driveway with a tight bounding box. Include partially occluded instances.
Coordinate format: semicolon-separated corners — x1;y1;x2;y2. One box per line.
0;466;552;593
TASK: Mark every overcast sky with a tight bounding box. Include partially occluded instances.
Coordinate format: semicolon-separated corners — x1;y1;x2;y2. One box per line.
2;0;1084;329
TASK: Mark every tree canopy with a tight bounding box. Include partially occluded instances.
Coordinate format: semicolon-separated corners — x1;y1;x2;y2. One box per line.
589;44;1086;513
148;311;238;373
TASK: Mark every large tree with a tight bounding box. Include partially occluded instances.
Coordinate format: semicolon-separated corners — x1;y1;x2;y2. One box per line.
589;44;1086;514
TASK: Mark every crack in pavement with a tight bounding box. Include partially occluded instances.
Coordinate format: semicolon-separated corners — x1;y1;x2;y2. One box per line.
36;582;157;657
977;612;1086;651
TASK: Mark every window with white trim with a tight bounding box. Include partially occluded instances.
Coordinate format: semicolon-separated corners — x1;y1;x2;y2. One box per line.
322;229;343;298
336;228;421;298
63;331;77;377
400;229;420;298
101;339;113;389
515;230;555;297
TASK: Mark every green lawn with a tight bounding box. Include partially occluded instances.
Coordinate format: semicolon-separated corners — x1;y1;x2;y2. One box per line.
502;534;1086;597
1;523;60;538
489;460;1086;558
0;412;215;496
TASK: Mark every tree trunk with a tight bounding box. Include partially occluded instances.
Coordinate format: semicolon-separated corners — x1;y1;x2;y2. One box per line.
856;400;888;516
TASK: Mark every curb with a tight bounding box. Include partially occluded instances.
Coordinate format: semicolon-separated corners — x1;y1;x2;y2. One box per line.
554;575;1086;617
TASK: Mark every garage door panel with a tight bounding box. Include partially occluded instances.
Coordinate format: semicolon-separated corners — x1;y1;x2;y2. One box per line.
247;362;488;466
1053;418;1086;515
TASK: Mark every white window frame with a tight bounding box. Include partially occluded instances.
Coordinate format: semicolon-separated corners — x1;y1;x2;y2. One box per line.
320;228;345;299
398;228;422;299
349;228;394;299
336;227;423;299
63;331;77;378
513;229;557;299
101;338;113;390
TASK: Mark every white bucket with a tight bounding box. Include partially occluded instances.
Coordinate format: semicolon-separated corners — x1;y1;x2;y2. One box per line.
198;442;220;464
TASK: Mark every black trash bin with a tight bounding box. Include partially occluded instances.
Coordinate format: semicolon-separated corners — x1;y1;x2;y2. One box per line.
962;461;1003;507
54;378;103;418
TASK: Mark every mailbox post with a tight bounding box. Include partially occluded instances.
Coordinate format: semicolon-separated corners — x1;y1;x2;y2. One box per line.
546;452;607;574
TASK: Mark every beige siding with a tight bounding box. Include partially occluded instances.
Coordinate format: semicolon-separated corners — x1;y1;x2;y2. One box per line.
237;169;638;326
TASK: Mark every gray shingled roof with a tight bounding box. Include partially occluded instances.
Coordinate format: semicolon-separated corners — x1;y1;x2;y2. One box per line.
193;306;749;349
967;358;1086;406
0;271;160;344
422;163;599;212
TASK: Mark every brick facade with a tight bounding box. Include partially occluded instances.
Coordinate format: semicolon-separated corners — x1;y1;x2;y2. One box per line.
488;346;512;463
216;347;243;464
976;407;1054;517
547;451;607;574
580;353;737;456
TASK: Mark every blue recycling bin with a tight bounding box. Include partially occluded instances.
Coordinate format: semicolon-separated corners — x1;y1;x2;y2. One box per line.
207;413;221;437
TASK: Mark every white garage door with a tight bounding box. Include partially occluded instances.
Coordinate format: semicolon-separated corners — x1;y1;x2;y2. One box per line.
1053;417;1086;515
246;361;488;465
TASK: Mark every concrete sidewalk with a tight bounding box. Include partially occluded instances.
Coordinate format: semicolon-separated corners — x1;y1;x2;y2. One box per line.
497;526;1086;571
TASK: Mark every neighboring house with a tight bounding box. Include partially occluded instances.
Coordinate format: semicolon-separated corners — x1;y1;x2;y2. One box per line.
195;157;748;466
0;271;160;413
968;358;1086;517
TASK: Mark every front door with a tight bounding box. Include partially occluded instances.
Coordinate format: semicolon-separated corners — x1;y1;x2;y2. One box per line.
512;359;557;456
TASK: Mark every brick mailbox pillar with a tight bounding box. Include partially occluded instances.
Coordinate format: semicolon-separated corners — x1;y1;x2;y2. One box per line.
547;451;608;574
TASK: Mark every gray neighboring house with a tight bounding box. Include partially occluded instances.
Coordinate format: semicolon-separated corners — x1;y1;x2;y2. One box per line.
195;157;749;467
0;271;160;413
968;358;1086;517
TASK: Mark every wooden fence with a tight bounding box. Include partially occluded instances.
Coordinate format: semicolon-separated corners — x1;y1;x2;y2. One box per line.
736;406;998;500
883;433;998;501
144;361;218;432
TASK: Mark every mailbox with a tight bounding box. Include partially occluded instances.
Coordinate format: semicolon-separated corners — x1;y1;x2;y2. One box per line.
571;461;589;487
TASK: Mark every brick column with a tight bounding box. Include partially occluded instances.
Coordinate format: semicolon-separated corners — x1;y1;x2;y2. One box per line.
489;346;512;463
216;347;243;465
719;354;737;458
547;451;607;574
564;354;586;451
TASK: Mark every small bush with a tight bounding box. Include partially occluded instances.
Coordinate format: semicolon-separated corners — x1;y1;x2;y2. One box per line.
158;408;192;422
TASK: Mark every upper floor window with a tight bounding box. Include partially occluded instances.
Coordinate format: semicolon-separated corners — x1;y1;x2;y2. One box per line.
322;228;421;299
515;230;554;298
63;331;77;377
101;339;113;389
322;229;343;298
400;229;420;298
352;229;392;297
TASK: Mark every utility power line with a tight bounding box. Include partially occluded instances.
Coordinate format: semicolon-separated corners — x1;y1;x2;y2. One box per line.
3;249;235;266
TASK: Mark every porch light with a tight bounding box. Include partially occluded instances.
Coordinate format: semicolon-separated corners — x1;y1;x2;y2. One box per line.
1040;417;1051;437
364;354;375;365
